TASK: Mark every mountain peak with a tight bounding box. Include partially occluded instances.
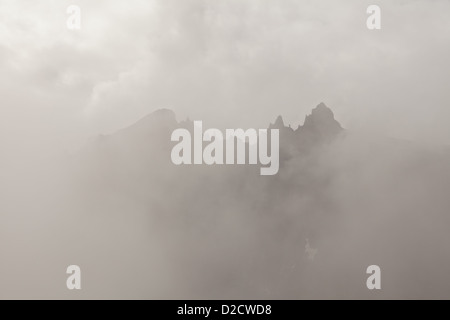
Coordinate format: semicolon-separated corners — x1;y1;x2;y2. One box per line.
269;115;286;130
115;108;177;138
274;115;285;127
137;108;177;127
310;102;336;120
149;108;177;121
301;102;343;137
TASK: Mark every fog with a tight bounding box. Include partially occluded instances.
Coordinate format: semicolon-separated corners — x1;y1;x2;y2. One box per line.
1;0;450;299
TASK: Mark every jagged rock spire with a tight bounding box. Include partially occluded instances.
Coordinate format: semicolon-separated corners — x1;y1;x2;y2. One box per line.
269;115;286;130
300;102;343;137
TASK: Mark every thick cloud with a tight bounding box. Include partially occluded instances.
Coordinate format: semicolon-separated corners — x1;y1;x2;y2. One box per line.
1;1;450;299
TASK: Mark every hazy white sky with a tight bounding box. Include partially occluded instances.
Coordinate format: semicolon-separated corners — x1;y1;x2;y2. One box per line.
1;0;449;150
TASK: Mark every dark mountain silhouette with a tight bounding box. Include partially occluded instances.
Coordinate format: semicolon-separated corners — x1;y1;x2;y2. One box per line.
269;115;287;130
269;102;342;140
80;102;345;174
302;102;342;135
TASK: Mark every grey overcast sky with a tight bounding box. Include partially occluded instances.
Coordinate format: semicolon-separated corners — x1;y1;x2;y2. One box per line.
1;0;449;150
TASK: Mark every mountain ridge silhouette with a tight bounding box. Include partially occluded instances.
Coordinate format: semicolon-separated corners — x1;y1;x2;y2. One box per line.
69;101;450;300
